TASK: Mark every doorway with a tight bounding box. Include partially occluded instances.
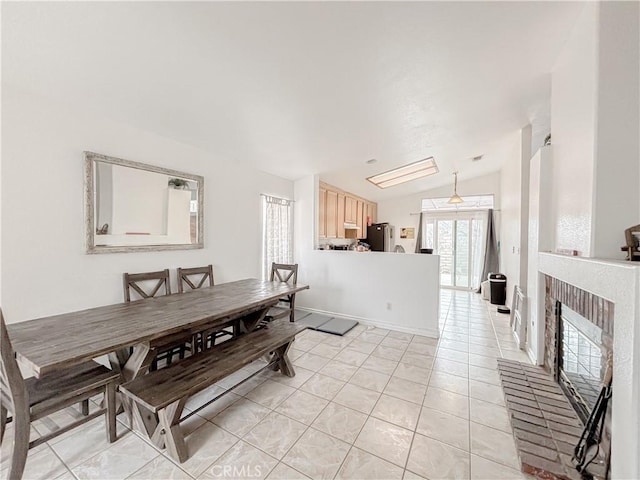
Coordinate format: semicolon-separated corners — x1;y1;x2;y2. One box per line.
424;212;485;290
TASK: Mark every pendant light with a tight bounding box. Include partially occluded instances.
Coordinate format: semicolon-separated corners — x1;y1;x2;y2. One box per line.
447;172;464;204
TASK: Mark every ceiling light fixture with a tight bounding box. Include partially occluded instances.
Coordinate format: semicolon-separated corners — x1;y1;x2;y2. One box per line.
447;172;464;204
366;157;438;189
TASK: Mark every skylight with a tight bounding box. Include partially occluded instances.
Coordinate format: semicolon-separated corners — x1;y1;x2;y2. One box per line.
421;194;495;211
367;157;438;189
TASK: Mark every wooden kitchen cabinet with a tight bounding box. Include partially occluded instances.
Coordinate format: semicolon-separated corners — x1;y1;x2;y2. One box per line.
318;181;377;241
326;190;338;238
345;196;355;224
356;200;364;235
337;193;346;238
319;187;327;238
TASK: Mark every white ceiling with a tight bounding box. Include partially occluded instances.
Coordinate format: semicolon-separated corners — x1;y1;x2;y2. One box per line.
2;1;585;201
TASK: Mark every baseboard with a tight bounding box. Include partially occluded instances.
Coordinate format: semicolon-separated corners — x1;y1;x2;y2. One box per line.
526;346;537;365
296;307;440;339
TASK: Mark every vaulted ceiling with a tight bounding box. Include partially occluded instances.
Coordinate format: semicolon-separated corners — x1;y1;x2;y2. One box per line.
2;1;585;200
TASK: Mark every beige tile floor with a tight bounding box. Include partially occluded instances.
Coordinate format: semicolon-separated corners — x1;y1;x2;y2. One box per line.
1;290;533;480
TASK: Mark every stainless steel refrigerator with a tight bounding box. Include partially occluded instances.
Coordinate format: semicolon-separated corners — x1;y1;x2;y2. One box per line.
366;223;394;251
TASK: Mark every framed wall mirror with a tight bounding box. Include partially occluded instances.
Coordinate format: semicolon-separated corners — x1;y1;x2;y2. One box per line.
84;151;204;253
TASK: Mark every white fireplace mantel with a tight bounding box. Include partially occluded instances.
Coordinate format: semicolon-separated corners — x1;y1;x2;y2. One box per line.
538;253;640;480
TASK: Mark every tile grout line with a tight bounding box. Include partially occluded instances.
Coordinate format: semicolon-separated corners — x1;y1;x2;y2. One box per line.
29;291;525;480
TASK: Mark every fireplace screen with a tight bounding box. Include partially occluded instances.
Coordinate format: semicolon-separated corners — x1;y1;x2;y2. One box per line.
558;304;603;421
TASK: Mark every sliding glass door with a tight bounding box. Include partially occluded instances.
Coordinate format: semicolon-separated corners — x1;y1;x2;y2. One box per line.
423;212;486;290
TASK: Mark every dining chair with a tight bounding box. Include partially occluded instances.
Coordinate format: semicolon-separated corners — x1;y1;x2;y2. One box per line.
123;269;171;302
123;269;190;369
176;265;214;293
177;265;233;349
0;310;118;480
264;263;299;324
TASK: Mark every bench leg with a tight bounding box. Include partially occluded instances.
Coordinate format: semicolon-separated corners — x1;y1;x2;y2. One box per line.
157;399;188;463
130;399;159;440
272;341;296;377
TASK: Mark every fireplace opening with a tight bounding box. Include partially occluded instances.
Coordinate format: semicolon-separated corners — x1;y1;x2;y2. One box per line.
556;302;605;423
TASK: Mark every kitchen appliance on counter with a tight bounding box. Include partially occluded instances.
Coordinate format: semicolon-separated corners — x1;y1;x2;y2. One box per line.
366;223;395;252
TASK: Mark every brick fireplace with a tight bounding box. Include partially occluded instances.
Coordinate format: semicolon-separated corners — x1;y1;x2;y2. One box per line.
535;253;640;480
543;276;614;386
543;276;613;476
498;275;615;480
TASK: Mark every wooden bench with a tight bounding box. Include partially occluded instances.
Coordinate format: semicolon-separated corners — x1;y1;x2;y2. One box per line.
118;319;307;463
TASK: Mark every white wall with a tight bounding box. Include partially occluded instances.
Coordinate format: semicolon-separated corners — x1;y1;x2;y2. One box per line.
518;125;532;294
591;1;640;258
294;175;440;337
297;251;440;337
377;172;502;254
1;88;293;322
550;2;597;256
499;132;524;302
527;146;553;364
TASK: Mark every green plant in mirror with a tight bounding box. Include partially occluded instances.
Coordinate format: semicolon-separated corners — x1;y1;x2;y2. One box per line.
168;178;190;189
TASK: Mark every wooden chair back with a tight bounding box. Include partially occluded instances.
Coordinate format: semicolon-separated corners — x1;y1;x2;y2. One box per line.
0;309;29;424
123;269;171;302
177;265;214;293
270;263;298;285
267;263;299;323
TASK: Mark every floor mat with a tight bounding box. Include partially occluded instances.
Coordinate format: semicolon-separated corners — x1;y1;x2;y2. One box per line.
294;310;312;321
298;313;332;329
315;317;359;336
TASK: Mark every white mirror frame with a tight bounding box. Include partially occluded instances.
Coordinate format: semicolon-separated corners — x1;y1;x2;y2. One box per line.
84;151;204;254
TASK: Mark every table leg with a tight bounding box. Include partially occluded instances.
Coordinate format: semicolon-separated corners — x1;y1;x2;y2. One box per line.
240;306;271;333
108;343;156;432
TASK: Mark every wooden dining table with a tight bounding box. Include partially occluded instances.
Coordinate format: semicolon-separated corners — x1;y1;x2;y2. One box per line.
8;279;309;388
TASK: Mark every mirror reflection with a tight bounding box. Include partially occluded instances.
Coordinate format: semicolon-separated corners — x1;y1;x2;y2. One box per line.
85;152;204;253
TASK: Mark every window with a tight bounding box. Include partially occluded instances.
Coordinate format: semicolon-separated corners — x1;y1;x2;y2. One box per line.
421;194;494;212
261;195;293;280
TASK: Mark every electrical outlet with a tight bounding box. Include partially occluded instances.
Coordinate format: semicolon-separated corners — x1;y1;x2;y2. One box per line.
386;302;392;310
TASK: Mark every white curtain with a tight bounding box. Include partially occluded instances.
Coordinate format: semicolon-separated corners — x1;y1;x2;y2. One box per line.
261;195;293;280
470;212;488;290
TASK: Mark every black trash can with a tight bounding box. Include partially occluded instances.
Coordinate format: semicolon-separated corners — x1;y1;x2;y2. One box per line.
488;273;507;305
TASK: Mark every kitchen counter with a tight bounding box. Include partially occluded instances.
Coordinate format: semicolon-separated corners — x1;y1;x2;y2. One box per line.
297;249;440;337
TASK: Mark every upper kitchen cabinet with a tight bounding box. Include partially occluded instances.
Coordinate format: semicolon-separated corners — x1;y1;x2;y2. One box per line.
345;196;356;224
318;186;327;238
367;202;377;225
337;193;346;238
356;200;364;233
326;190;338;238
318;182;377;240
